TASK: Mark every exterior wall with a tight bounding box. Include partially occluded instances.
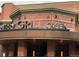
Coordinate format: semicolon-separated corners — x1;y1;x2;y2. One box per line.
51;13;76;32
17;41;27;57
12;14;21;25
0;3;77;32
0;13;2;20
76;24;79;32
0;30;79;40
8;44;15;57
69;43;76;56
0;2;79;57
47;40;56;56
12;12;76;32
0;44;3;56
1;3;16;20
76;14;79;32
0;2;78;32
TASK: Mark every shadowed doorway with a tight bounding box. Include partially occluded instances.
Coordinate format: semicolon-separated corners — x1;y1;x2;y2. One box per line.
55;43;69;57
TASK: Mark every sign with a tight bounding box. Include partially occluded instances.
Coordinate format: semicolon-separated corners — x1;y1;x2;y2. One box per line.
0;20;69;31
47;23;69;31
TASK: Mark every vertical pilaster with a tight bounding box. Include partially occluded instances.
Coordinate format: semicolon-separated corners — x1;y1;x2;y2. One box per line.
47;40;55;57
69;43;76;56
0;44;3;56
8;44;15;57
17;41;27;57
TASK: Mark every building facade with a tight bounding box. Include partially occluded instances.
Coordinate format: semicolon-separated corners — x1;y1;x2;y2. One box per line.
0;2;79;57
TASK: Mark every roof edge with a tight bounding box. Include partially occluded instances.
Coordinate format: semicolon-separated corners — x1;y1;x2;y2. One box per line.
10;8;77;19
1;3;14;8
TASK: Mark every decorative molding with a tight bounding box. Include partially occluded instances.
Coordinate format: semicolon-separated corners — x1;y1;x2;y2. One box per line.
10;8;77;19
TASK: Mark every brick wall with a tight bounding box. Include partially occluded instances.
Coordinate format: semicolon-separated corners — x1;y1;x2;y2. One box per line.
0;13;2;20
0;2;79;32
1;3;16;20
12;12;76;32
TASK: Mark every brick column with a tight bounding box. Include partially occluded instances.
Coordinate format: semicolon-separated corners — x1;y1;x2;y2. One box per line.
8;44;15;57
17;41;27;57
0;44;3;56
69;43;76;56
47;40;55;57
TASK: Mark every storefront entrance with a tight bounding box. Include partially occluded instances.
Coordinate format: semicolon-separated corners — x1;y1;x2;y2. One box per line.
25;40;69;57
35;41;47;56
55;43;69;57
27;40;47;57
